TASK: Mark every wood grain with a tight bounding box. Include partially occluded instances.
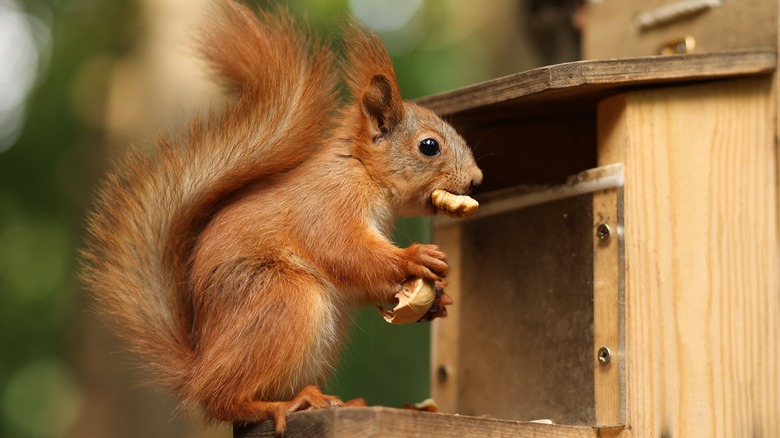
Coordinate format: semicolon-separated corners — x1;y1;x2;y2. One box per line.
581;0;777;60
233;407;628;438
415;50;775;122
597;77;779;436
430;224;462;415
592;186;623;425
454;194;596;424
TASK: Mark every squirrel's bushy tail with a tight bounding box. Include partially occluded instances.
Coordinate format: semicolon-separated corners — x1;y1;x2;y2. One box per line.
81;1;338;394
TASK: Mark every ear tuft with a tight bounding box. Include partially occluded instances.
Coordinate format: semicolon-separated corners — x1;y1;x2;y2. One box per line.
342;19;405;137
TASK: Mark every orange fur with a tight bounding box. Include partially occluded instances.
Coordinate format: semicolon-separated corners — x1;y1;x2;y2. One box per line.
81;0;482;433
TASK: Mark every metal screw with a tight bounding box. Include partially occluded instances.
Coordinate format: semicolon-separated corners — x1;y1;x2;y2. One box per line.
597;347;612;365
597;223;612;241
437;365;450;383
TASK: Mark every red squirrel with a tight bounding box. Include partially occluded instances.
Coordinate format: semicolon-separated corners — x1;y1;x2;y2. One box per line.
82;0;482;434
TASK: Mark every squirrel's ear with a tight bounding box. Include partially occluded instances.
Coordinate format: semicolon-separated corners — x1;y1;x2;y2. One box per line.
362;74;403;137
342;19;404;138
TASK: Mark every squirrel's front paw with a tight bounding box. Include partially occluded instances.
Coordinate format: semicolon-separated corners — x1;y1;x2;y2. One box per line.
403;243;448;281
418;280;452;321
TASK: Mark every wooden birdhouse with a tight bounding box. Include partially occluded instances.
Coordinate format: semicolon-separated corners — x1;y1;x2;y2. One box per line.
420;49;778;438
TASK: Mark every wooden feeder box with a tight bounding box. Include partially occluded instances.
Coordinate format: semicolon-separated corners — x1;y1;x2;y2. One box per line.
235;48;779;437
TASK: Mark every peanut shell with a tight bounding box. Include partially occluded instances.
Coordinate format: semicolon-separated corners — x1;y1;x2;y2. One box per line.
377;278;436;324
431;189;479;218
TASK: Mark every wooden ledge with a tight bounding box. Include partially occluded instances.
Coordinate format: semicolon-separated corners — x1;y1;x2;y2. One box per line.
233;406;627;438
415;49;776;122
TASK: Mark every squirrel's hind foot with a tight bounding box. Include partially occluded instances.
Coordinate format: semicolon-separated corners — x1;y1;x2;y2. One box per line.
250;385;365;436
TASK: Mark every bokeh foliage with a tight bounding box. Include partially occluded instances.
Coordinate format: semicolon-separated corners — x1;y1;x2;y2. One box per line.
1;0;139;437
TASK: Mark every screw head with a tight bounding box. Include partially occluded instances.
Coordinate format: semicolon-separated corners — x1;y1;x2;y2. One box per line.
597;347;612;365
597;223;612;241
437;365;450;383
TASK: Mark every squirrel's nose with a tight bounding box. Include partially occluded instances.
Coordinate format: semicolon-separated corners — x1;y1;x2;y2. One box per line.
469;167;483;191
471;166;482;189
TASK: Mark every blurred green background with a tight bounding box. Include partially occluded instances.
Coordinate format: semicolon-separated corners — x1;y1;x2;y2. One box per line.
0;0;577;436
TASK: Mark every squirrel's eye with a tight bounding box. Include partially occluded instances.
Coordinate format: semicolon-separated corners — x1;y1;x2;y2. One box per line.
418;138;440;157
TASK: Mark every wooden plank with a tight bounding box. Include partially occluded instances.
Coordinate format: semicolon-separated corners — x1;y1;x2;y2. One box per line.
454;193;596;424
415;50;775;122
430;224;462;415
592;186;623;425
234;407;628;438
581;0;777;60
596;77;779;436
